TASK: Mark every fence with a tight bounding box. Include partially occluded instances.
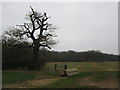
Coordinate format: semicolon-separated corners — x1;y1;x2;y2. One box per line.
43;64;67;72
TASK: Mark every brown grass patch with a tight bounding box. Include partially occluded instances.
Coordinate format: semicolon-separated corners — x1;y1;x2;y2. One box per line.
77;77;118;88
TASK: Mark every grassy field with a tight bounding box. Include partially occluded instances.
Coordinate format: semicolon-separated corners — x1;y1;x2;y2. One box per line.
46;61;118;71
41;61;119;88
40;71;118;88
2;71;36;84
2;61;119;88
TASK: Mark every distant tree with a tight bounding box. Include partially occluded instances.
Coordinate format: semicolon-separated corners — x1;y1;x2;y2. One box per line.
2;6;57;69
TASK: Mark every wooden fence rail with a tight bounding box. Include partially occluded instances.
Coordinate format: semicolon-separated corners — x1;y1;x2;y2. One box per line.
43;64;67;72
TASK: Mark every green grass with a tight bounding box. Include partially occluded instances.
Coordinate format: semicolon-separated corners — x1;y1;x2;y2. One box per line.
79;85;97;88
94;71;118;80
47;61;119;72
40;61;119;88
39;71;118;88
2;61;119;88
2;71;36;84
40;72;92;88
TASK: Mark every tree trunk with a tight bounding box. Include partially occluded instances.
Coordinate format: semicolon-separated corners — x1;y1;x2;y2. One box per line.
29;39;40;70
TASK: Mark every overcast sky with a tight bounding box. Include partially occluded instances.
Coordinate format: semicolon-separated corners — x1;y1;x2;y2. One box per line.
2;2;118;54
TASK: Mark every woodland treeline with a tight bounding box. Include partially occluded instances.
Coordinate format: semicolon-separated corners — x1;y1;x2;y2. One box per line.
2;43;118;70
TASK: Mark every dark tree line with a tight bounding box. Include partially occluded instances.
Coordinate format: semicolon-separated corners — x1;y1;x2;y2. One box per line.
2;43;49;70
48;50;118;62
2;43;118;70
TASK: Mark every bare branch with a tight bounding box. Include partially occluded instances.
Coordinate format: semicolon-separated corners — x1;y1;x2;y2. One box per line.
3;6;57;51
35;20;41;30
43;12;51;21
30;6;35;15
16;24;31;38
40;44;51;49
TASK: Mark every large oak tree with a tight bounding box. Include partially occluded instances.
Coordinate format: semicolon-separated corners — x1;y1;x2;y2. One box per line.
2;6;57;69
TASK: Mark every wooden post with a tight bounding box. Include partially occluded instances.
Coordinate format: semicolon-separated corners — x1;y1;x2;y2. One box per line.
55;64;57;71
64;64;67;70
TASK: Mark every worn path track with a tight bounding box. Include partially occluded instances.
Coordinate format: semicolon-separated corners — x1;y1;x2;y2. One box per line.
2;77;60;88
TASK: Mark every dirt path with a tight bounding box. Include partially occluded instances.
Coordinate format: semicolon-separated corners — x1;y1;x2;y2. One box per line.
2;71;119;88
2;77;60;88
76;77;118;88
3;76;118;88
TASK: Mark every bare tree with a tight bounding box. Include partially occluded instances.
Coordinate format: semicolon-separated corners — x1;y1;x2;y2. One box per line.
2;6;57;69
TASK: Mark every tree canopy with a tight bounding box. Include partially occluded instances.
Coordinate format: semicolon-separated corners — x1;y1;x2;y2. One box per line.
2;6;57;49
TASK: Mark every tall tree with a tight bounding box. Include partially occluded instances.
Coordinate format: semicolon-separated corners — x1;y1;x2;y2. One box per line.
2;6;57;69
